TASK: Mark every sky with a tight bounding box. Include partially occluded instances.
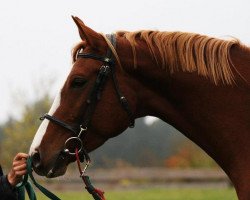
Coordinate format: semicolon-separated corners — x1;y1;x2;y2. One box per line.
1;0;250;123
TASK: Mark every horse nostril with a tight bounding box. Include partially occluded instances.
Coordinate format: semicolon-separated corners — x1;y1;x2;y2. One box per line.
31;151;41;168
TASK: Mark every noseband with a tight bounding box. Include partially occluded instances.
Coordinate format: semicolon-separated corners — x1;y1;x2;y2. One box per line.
40;34;134;163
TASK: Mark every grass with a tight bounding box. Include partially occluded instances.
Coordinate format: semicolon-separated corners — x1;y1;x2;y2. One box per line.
36;188;237;200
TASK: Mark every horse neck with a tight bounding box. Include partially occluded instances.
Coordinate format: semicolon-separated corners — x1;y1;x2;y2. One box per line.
117;36;250;198
116;36;177;117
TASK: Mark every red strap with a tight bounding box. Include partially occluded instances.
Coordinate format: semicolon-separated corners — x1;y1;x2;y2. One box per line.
75;148;86;184
75;148;106;200
94;188;105;200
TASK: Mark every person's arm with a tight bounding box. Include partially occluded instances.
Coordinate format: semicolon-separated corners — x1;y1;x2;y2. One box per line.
0;173;18;200
0;153;28;200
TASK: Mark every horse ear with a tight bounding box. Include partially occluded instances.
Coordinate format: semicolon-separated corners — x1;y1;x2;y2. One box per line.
71;16;103;48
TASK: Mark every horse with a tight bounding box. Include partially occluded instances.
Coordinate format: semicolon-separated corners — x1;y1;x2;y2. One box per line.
29;16;250;199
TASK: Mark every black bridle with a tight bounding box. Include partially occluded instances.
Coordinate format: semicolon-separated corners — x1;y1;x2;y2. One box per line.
40;34;134;166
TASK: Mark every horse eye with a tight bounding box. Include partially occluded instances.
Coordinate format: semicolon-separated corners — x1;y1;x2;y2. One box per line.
71;77;87;88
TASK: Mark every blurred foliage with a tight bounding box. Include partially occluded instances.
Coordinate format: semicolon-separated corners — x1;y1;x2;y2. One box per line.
90;119;185;168
165;142;218;168
91;119;218;169
0;94;51;168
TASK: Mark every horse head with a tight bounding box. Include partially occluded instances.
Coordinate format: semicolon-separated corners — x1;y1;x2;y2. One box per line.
29;16;137;177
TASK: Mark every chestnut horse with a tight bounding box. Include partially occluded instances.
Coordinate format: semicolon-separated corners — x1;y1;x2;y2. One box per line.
29;16;249;199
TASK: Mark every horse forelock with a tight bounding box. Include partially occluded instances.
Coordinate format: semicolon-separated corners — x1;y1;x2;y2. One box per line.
72;41;86;63
118;30;241;85
71;35;123;71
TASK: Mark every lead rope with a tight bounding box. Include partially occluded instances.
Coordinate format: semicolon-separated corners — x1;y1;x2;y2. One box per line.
16;157;61;200
75;148;106;200
16;153;105;200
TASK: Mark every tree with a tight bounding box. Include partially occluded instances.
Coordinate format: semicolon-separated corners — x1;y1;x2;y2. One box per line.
164;141;218;168
0;95;51;168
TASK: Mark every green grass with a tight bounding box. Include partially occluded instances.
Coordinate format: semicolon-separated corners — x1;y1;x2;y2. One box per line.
36;188;237;200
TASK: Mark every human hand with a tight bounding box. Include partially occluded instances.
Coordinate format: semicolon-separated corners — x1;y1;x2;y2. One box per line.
7;153;29;186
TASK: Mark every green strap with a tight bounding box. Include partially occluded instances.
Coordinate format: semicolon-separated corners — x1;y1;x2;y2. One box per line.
16;157;60;200
25;182;36;200
17;183;26;200
16;174;36;200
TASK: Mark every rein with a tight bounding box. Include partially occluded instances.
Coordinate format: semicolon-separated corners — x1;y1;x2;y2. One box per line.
16;157;61;200
16;153;105;200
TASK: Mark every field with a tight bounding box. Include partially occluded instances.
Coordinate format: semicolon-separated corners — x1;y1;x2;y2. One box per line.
33;168;237;199
36;188;237;200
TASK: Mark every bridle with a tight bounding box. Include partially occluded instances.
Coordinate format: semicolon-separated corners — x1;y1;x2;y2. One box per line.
18;34;132;200
40;34;135;166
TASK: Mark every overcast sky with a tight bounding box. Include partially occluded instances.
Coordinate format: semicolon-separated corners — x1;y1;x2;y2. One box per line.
1;0;250;123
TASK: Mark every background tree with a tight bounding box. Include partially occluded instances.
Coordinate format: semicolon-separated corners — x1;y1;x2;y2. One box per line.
0;94;51;168
165;141;218;168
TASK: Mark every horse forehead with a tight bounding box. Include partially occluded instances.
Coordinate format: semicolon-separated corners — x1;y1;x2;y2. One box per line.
29;92;61;154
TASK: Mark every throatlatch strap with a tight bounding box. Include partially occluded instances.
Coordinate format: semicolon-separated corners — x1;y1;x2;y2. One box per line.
16;157;61;200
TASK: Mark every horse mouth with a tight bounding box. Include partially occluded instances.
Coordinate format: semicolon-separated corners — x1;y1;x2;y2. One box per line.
31;150;70;178
45;153;71;178
32;160;68;178
46;165;67;178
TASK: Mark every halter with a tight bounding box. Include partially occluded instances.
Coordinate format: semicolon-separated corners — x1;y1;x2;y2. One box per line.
40;34;135;162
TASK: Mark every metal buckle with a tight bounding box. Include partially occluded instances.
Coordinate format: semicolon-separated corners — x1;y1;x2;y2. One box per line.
80;160;90;176
78;125;87;138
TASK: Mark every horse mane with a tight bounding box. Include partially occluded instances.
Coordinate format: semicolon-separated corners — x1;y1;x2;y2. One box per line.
117;30;241;85
72;30;241;85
